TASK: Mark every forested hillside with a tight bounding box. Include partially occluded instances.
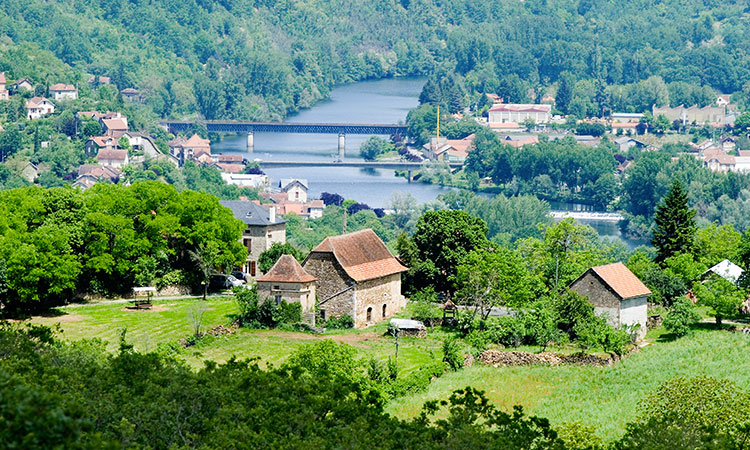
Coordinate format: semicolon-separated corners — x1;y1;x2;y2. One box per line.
1;0;749;120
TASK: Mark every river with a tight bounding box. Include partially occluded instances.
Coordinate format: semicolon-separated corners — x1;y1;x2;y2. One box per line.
213;77;645;248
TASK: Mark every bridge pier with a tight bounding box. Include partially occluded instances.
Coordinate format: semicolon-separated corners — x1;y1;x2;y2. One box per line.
246;132;254;153
407;170;413;183
338;133;345;160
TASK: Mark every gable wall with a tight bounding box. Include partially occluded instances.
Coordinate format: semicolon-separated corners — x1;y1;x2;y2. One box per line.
353;273;403;328
570;271;621;326
303;252;355;321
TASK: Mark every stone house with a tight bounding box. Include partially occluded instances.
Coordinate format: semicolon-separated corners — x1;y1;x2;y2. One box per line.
302;229;407;328
101;117;128;137
121;88;139;102
280;178;308;202
48;83;78;100
219;200;286;278
569;262;651;339
256;254;317;325
25;97;55;119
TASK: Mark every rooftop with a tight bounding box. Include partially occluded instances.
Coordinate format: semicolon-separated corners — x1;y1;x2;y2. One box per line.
220;200;285;226
257;255;316;283
586;262;651;300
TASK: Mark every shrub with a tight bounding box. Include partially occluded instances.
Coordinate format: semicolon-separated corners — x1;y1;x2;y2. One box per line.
574;313;633;356
324;314;354;329
554;291;596;339
485;315;526;347
663;298;700;337
465;330;490;357
155;270;188;290
234;287;282;328
278;301;302;324
410;287;441;323
522;302;561;351
385;361;445;398
442;338;464;371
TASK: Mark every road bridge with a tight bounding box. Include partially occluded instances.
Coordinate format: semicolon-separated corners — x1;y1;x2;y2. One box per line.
549;211;624;221
160;120;408;158
255;160;463;181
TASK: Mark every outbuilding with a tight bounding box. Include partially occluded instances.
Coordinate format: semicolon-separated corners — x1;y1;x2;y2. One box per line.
256;254;317;325
569;262;651;339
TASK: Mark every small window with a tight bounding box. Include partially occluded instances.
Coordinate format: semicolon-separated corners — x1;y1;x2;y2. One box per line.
275;295;282;305
366;307;372;322
320;309;326;320
382;304;387;318
273;285;280;290
250;261;256;277
243;238;252;251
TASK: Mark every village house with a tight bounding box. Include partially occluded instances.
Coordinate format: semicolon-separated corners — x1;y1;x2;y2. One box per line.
169;134;212;166
121;88;139;102
10;78;33;92
48;84;78;101
614;137;647;153
488;103;552;126
0;73;8;100
220;200;286;278
256;254;317;325
85;136;118;157
260;191;325;220
569;262;651;339
280;178;309;202
101;117;128;137
422;134;475;162
221;173;268;188
72;176;98;190
20;162;37;183
302;229;407;328
503;135;539;148
96;148;129;168
701;259;744;286
25;97;55;119
73;164;121;189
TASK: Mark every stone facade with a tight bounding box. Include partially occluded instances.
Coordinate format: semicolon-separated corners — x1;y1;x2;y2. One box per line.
303;252;355;321
257;280;316;324
569;271;620;322
242;222;286;277
353;274;404;328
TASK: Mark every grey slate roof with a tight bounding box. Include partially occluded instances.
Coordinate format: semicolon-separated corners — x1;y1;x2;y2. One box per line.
220;200;286;226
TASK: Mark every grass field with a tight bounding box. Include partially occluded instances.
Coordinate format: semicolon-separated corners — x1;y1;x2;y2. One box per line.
27;296;750;443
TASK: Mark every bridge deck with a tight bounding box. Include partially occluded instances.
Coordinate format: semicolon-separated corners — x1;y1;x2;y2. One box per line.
255;160;462;170
162;120;407;135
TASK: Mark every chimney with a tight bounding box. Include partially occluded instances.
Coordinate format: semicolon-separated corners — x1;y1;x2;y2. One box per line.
269;206;276;223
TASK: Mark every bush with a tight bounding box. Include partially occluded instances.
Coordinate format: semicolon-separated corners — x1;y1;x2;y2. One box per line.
522;302;562;351
155;270;188;290
235;287;283;328
385;361;445;398
442;338;464;371
554;291;596;339
574;313;633;356
465;330;490;357
324;314;354;329
485;315;526;347
410;287;441;323
278;301;302;324
663;298;700;337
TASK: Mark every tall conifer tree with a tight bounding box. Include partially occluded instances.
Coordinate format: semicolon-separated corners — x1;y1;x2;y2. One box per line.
652;179;696;263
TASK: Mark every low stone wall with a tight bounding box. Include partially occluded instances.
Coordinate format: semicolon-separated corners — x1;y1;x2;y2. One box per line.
478;350;619;367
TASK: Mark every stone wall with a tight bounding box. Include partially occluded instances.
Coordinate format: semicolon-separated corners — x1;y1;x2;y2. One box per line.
303;253;355;322
353;274;403;328
243;222;286;277
257;280;316;313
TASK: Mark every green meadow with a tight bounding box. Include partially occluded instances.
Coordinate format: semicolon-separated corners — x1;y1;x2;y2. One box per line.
28;296;750;442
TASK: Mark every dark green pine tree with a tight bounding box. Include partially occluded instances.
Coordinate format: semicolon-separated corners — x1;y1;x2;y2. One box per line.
651;179;696;264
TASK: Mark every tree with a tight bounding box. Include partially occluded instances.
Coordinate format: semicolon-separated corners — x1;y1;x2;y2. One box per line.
188;242;218;300
556;72;575;115
496;74;525;104
258;242;305;274
0;125;23;162
453;248;542;322
652;180;696;264
360;136;394;161
693;278;745;326
412;210;489;294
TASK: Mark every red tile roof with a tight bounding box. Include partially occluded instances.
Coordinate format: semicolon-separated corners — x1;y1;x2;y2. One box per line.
257;254;316;283
309;229;407;282
102;118;128;131
489;104;552;113
97;149;128;161
49;83;76;91
589;262;651;300
216;163;245;173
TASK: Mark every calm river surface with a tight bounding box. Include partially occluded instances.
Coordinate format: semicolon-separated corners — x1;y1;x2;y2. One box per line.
213;77;644;248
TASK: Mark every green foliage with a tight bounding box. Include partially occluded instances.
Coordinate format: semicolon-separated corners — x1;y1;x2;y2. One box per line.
574;314;634;356
485;315;526;348
235;286;298;328
693;278;746;325
442;338;464;371
411;209;489;294
257;242;305;274
360;136;394;161
522;300;562;352
663;298;700;337
323;314;354;329
652;180;697;264
410;287;441;322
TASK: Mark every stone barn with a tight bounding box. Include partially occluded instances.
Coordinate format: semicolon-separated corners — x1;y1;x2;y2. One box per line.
302;229;407;328
256;255;317;325
569;262;651;339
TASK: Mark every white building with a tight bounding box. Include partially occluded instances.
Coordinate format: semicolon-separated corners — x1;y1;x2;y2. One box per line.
25;97;55;119
488;104;552;125
280;178;308;202
48;84;78;100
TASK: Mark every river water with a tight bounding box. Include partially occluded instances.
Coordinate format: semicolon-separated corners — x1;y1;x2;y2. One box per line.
213;78;645;248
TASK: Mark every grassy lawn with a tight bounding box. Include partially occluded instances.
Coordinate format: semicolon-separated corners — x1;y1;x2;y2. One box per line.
28;297;445;372
385;327;750;442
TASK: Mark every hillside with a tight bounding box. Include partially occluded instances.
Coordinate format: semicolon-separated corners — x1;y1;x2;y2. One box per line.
1;0;749;121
